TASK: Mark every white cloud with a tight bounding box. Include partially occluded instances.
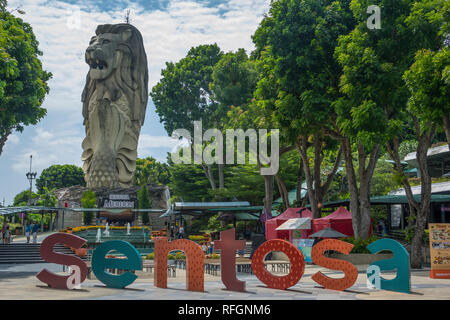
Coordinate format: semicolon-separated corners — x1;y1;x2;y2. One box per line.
11;128;83;174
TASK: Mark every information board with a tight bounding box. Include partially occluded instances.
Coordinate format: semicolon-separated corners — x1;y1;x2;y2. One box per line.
293;239;314;263
429;223;450;279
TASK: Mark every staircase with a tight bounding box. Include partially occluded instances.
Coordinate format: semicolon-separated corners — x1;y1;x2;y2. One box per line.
0;244;88;264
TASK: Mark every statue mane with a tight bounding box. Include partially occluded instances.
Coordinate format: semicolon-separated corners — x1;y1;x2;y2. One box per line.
81;23;149;125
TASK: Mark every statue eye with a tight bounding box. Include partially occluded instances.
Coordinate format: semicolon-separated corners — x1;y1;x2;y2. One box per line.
103;39;111;44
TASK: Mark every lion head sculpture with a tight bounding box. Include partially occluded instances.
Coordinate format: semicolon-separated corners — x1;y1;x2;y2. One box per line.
81;24;149;188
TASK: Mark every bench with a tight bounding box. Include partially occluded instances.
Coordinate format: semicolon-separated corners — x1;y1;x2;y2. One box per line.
142;261;176;277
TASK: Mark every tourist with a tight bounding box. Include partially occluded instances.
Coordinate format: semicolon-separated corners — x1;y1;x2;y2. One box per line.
178;225;185;239
202;243;207;255
4;226;10;244
32;222;39;243
208;243;214;255
0;222;5;244
2;221;9;244
25;223;32;244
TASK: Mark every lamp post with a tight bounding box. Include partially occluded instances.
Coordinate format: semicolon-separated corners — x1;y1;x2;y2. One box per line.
26;155;37;206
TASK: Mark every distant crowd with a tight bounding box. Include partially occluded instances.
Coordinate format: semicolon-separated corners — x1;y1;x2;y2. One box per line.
0;221;40;244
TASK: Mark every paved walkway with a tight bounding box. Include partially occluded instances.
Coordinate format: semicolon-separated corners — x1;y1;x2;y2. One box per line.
11;232;56;244
0;262;448;300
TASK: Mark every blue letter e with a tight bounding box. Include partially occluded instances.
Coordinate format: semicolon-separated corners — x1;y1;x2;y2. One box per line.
367;238;410;294
92;240;142;289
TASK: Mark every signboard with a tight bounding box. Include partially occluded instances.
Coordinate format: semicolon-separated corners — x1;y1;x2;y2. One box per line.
293;239;314;263
429;223;450;279
275;218;311;231
103;194;135;209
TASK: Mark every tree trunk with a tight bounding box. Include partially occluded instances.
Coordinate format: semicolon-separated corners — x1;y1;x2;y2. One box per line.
296;157;303;203
218;163;224;189
341;138;380;239
297;138;320;218
298;136;343;219
0;128;12;157
263;175;274;217
409;119;435;268
443;115;450;150
201;163;216;191
275;174;290;209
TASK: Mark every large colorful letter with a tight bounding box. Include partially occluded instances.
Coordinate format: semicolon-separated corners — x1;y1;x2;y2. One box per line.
91;240;142;289
154;238;204;292
367;238;410;294
214;228;246;292
36;233;88;289
251;239;305;290
311;239;358;291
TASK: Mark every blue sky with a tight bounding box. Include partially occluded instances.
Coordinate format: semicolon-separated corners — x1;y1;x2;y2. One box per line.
0;0;270;205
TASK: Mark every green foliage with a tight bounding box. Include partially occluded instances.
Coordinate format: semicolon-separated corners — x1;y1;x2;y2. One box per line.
341;236;380;254
137;185;152;225
151;44;224;135
35;164;85;194
210;48;257;112
36;187;57;207
403;48;449;132
207;214;232;233
134;157;171;186
13;189;38;206
81;190;96;225
0;9;52;154
168;162;215;202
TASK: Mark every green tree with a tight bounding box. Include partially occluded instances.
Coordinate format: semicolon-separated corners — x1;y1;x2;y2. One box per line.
138;185;152;225
36;164;85;194
151;44;224;190
81;190;96;225
134;157;171;186
333;0;423;239
13;189;38;206
37;187;57;207
385;0;450;268
0;6;52;155
251;0;354;218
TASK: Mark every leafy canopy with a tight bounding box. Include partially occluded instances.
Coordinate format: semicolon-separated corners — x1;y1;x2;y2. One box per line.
0;8;52;151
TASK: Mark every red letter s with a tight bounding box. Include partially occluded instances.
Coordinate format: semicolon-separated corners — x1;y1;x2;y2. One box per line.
36;233;88;289
311;239;358;291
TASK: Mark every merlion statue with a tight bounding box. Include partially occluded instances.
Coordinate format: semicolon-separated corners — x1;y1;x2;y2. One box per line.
81;24;148;188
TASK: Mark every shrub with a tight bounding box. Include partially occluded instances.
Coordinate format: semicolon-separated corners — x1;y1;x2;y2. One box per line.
341;236;380;254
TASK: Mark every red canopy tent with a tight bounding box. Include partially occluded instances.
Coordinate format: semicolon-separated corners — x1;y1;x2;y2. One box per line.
312;206;372;238
265;207;312;241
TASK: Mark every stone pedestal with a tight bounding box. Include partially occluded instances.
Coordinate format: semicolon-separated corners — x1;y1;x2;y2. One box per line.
54;184;170;229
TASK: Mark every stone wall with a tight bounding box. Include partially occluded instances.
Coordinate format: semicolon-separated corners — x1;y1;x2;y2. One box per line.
54;184;170;229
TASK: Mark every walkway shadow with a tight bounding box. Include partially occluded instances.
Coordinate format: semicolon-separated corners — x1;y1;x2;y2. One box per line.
35;285;90;292
313;286;369;295
0;272;39;280
257;285;312;294
92;285;145;292
221;288;256;294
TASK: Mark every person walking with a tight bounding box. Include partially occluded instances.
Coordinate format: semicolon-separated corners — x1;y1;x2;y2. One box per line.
1;221;5;244
202;243;207;255
32;222;39;244
4;226;10;244
25;223;32;244
178;225;185;239
2;221;9;244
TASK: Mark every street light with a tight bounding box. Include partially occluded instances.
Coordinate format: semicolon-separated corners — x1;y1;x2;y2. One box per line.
26;155;37;205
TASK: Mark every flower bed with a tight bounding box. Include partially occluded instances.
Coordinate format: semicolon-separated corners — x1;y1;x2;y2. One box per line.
60;225;150;233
